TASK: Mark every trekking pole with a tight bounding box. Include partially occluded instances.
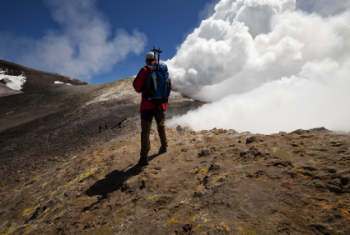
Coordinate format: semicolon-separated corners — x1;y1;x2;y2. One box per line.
152;47;162;70
151;46;157;62
157;47;162;69
151;46;164;69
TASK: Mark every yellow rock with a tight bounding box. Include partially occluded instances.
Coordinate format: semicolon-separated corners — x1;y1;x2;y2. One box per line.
193;224;202;233
220;223;229;231
22;207;36;217
146;195;157;200
0;227;16;235
23;225;35;235
239;225;256;235
167;218;181;226
195;169;207;181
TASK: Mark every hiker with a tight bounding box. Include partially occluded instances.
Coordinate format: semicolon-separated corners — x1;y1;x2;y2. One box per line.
132;51;169;166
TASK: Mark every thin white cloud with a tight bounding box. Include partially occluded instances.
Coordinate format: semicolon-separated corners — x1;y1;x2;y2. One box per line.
198;0;220;21
0;0;147;81
167;0;350;134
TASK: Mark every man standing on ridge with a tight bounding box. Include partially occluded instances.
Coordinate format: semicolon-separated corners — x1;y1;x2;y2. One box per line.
133;52;168;166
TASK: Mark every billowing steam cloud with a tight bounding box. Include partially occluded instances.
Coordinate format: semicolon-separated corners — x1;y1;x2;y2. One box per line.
167;0;350;134
0;0;146;81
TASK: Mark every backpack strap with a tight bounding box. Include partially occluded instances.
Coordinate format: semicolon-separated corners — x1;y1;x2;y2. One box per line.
133;68;144;85
146;65;153;70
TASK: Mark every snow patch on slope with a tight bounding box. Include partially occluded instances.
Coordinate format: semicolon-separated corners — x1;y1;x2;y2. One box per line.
54;81;72;85
0;69;26;91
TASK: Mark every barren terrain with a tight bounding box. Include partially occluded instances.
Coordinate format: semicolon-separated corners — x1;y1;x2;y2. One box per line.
0;60;350;235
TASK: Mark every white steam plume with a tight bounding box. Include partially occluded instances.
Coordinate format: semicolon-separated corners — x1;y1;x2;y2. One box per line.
167;0;350;134
0;0;147;81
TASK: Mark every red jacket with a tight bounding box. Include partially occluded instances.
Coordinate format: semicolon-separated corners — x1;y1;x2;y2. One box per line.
133;61;167;112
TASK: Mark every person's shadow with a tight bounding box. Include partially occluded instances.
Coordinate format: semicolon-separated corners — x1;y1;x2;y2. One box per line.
83;154;160;211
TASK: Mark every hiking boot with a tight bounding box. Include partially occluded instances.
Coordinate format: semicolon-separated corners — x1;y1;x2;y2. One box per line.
158;145;167;154
138;156;149;166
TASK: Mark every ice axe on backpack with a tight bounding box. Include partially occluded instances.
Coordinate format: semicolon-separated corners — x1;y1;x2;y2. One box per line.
151;46;162;70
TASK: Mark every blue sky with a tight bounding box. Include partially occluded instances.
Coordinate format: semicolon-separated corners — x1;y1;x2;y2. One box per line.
0;0;216;85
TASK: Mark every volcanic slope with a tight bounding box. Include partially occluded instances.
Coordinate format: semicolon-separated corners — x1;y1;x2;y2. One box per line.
0;59;88;131
0;64;202;195
0;59;87;94
0;62;350;235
